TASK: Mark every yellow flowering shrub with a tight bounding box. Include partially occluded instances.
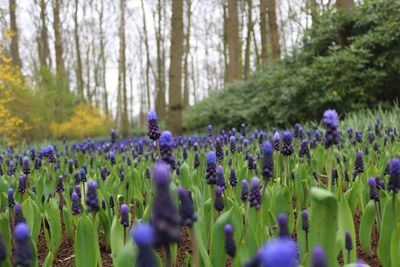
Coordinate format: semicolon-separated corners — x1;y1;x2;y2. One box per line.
50;104;113;139
0;31;31;146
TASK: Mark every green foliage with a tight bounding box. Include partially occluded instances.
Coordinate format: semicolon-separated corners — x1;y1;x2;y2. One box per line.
184;0;400;131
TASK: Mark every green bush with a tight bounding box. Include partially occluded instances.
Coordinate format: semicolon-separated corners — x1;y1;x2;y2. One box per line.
184;0;400;132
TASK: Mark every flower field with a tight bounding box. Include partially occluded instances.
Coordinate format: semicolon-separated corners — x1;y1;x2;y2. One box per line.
0;108;399;267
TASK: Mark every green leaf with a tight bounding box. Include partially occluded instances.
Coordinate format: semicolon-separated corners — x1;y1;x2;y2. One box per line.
110;215;125;263
359;200;376;254
210;208;233;267
21;198;41;242
74;215;97;267
115;242;136;267
42;252;54;267
0;213;11;257
337;198;356;264
309;187;338;267
44;198;62;254
271;186;294;234
378;197;395;267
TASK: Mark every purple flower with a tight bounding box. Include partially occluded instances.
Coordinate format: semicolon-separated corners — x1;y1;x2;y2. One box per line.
56;175;64;193
281;131;294;156
262;141;274;182
159;131;175;169
345;230;353;251
323;109;339;148
229;168;237;187
312;245;327;267
216;137;224;162
85;181;99;212
7;188;15;209
224;224;236;257
249;177;261;210
353;151;364;179
111;129;117;143
258;237;297;267
368;177;379;201
216;166;226;190
18;174;27;193
132;222;156;267
272;132;280;151
230;136;236;153
278;213;289;238
302;210;309;234
14;223;32;266
80;168;87;183
71;191;80;215
120;204;129;228
22;156;30;175
194;153;200;169
388;158;400;193
206;151;217;185
241;180;249;202
68;159;74;174
14;203;26;226
151;162;180;247
178;187;197;227
109;151;116;165
214;186;224;212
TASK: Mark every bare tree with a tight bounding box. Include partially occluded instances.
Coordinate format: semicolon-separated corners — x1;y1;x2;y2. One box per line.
227;0;241;82
8;0;21;67
97;0;108;116
167;0;184;134
267;0;281;60
53;0;67;89
118;0;129;136
243;0;253;80
183;0;192;109
38;0;51;70
140;0;153;111
260;0;268;62
74;0;84;99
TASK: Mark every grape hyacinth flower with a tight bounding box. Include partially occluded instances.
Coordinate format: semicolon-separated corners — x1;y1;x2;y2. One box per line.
229;168;237;187
216;137;224;162
353;151;364;180
147;110;160;141
178;187;197;227
85;181;99;212
312;246;327;267
299;139;310;163
74;172;81;186
272;132;280;151
302;209;309;250
68;159;74;174
323;109;339;148
151;162;180;248
368;177;379;202
56;175;64;193
229;136;236;153
80;168;87;183
159;131;176;169
241;180;249;202
39;145;56;163
132;222;156;267
389;158;400;193
206;151;217;185
249;177;261;210
14;203;26;226
14;223;32;267
214;186;224;212
109;151;116;165
258;237;297;267
262;141;274;183
193;153;200;169
247;155;256;171
216;166;226;190
384;161;391;176
224;224;236;258
111;129;117;144
18;174;27;193
281;131;294;156
22;157;30;175
8;188;15;208
71;191;81;215
345;230;353;264
0;231;6;261
109;195;115;215
120;204;129;243
278;213;290;238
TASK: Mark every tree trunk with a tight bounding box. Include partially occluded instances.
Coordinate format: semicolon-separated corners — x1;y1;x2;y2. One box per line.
243;0;253;80
154;0;166;121
98;0;108;116
167;0;184;134
9;0;21;67
310;0;318;25
227;0;241;82
223;2;228;83
52;0;67;90
74;0;84;99
140;0;152;111
85;44;91;103
183;0;192;109
267;0;281;60
260;0;268;62
118;0;129;136
39;0;51;70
